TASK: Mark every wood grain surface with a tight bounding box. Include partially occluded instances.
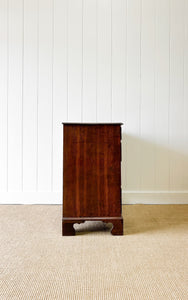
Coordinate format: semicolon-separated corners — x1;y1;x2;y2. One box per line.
63;124;122;219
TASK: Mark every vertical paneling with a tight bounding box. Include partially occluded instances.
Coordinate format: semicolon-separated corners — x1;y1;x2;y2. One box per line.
67;0;82;122
169;0;184;190
111;0;126;122
38;0;53;191
111;0;126;190
23;0;38;191
126;0;141;191
0;0;188;203
155;0;170;190
97;0;112;122
82;0;97;122
0;0;8;191
140;0;156;190
8;0;23;191
53;0;67;191
183;0;188;190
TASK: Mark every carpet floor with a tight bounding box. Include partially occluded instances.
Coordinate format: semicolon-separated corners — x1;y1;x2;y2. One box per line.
0;205;188;300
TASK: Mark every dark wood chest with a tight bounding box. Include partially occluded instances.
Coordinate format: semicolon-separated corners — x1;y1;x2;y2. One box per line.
62;123;123;235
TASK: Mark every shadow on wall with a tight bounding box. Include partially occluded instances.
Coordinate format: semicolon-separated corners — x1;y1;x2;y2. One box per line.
121;133;188;191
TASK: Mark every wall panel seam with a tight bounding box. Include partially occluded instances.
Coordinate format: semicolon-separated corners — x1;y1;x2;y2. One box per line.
36;0;39;192
21;0;24;191
6;0;9;192
81;0;83;122
110;0;112;122
66;0;69;121
139;0;142;191
51;0;54;192
168;0;171;192
96;0;98;122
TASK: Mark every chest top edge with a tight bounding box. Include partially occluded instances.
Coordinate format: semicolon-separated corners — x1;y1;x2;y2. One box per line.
62;122;124;126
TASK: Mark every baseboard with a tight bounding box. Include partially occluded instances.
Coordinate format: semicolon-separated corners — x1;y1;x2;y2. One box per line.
0;191;188;205
122;191;188;204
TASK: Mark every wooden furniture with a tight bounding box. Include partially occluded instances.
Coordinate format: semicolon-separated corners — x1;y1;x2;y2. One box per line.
62;123;123;235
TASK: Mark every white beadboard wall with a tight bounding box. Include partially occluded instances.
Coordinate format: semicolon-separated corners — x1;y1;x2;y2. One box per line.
0;0;188;204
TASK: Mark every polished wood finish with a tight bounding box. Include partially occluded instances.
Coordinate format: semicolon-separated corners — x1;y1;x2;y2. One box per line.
62;123;123;235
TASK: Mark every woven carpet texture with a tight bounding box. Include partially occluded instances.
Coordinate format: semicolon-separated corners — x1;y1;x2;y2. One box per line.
0;205;188;299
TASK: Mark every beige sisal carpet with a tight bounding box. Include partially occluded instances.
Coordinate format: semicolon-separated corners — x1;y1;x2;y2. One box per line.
0;205;188;300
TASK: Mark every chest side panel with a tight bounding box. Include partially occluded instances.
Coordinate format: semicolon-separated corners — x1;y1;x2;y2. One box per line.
63;124;121;217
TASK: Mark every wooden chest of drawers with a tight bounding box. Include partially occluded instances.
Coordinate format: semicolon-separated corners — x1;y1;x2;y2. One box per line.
62;123;123;235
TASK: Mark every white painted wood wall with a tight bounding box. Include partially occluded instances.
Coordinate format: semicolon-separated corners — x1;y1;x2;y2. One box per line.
0;0;188;204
